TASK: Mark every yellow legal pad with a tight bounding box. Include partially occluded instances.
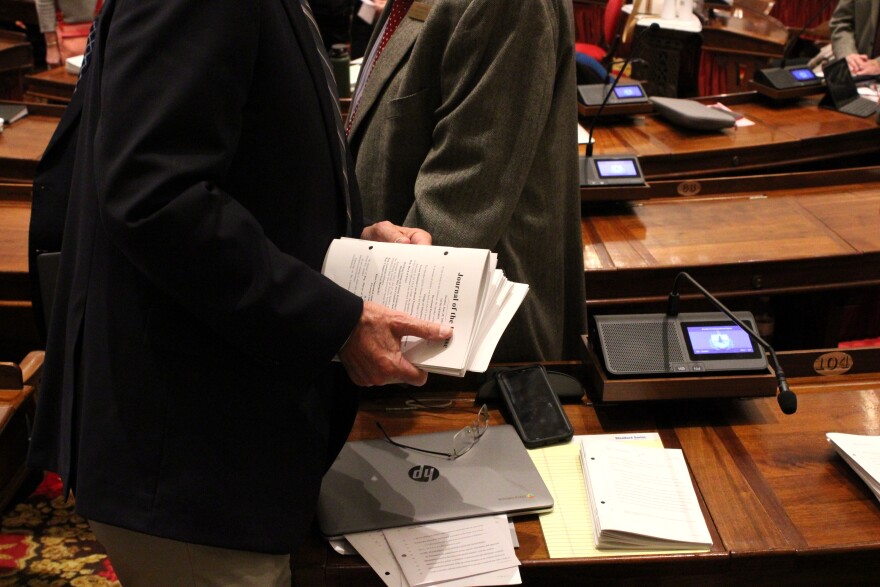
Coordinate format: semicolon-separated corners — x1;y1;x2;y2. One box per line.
527;433;711;558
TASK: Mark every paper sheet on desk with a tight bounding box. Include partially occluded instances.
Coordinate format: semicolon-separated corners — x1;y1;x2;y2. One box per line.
578;123;593;145
346;516;521;587
826;432;880;501
858;86;880;101
708;103;754;128
385;515;520;586
528;433;709;558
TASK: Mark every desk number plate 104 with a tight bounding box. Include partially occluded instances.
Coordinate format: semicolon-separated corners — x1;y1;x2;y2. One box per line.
813;351;853;376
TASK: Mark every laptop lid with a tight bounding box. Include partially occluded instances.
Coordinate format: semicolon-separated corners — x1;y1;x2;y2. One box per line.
317;424;554;539
823;57;860;107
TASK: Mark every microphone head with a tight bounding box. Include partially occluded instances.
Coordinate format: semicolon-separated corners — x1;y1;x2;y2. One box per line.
648;23;660;31
777;389;797;415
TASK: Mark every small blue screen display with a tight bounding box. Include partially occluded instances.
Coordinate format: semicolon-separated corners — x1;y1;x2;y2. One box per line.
790;68;817;81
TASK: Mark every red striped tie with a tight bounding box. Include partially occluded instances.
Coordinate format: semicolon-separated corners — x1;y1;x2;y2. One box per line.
373;0;415;64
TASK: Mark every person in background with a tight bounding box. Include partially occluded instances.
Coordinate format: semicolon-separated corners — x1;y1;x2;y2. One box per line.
347;0;587;363
830;0;880;76
311;0;354;50
34;0;98;66
27;0;451;584
351;0;387;58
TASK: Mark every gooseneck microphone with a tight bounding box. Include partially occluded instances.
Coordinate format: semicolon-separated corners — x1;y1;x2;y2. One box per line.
752;0;832;92
585;22;659;159
580;22;657;187
666;272;797;415
780;0;836;68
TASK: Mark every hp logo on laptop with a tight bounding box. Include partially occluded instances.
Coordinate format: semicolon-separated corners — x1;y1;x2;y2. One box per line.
408;465;440;482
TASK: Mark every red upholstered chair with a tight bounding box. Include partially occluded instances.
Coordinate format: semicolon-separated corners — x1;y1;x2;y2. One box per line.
575;0;625;69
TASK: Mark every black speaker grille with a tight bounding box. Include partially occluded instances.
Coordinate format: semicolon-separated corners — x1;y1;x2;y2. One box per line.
601;322;685;373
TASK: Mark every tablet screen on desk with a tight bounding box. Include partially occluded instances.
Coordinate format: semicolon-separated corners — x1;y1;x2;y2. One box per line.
596;158;639;178
614;85;645;99
789;68;817;82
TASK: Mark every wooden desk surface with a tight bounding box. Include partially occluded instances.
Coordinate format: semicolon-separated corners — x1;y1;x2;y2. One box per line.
587;94;880;182
0;30;32;73
24;66;77;104
0;187;31;304
0;102;62;183
701;23;785;58
2;169;876;337
581;169;880;307
293;370;880;585
700;9;788;58
676;377;880;582
0;184;37;356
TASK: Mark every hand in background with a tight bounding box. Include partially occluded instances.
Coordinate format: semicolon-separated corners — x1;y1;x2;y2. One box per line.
846;53;871;74
361;220;432;245
339;300;452;387
859;59;880;76
45;43;61;66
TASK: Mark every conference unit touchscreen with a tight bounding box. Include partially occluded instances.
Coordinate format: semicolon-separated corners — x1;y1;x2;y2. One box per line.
613;85;645;99
591;312;769;376
595;158;640;178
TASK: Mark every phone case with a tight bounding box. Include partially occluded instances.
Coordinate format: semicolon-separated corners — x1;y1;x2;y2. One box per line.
495;365;574;449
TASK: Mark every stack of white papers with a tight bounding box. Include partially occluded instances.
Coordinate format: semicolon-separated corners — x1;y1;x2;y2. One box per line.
827;432;880;500
345;515;521;587
322;238;528;375
580;437;712;550
65;54;84;75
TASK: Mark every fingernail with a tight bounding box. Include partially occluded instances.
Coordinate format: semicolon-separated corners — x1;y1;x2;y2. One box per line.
438;325;453;338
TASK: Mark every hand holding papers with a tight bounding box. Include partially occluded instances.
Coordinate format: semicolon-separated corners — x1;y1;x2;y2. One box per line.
322;238;528;375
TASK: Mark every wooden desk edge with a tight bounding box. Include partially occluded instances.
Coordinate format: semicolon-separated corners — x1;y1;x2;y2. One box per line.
581;165;880;201
292;357;880;585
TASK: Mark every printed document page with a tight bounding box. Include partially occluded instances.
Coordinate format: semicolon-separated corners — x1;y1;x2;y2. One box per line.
382;515;520;586
322;238;491;374
580;439;712;549
529;433;701;558
345;519;522;587
467;276;529;373
827;432;880;501
322;238;526;375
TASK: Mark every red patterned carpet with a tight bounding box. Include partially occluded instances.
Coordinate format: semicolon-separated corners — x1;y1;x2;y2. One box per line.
0;473;119;586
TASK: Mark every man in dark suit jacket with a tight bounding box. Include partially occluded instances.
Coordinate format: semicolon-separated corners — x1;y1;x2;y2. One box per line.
26;0;450;582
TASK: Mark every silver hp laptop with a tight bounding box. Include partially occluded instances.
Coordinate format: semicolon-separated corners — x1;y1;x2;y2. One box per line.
317;424;554;539
821;57;879;118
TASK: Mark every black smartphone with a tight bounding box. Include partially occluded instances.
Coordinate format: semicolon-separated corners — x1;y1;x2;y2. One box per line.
495;365;574;449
